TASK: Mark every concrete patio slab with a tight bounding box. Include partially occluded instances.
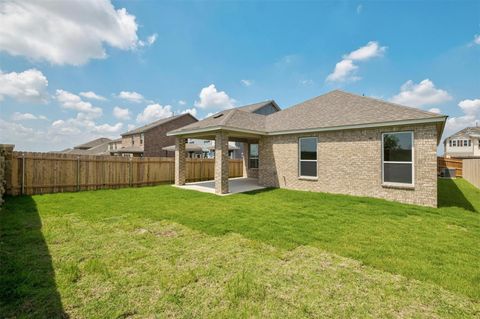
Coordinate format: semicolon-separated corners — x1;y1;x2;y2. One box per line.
174;177;265;195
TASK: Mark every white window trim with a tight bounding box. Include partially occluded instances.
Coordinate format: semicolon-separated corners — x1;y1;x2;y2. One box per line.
381;131;415;187
298;137;318;179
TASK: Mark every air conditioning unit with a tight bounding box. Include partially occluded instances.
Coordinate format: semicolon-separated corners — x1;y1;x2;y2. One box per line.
441;168;456;178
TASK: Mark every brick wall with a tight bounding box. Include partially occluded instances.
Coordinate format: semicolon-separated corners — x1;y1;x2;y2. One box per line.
258;124;438;207
144;114;197;157
0;144;14;206
122;135;142;148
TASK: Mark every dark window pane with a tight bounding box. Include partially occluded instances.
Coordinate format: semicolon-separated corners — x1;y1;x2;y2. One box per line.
300;161;317;177
383;132;412;162
249;158;259;169
249;144;259;157
384;163;412;184
300;138;317;160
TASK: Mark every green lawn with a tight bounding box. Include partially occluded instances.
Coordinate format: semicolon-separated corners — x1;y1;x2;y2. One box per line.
1;179;479;318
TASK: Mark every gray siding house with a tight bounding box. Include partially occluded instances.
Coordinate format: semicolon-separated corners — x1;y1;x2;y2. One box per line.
168;90;446;207
443;126;480;159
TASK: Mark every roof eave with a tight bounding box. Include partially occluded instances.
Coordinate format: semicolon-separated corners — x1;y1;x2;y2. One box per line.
167;125;267;137
168;116;447;138
267;116;447;136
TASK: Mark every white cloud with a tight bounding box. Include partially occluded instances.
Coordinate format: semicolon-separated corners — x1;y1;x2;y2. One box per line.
428;108;442;114
299;79;315;87
343;41;386;61
51;114;123;136
326;41;386;82
326;59;359;82
442;98;480;140
80;91;107;101
0;0;155;65
181;108;198;117
473;34;480;45
458;98;480;115
136;103;173;123
194;84;236;109
12;112;47;121
94;122;123;133
0;118;37;140
56;89;102;119
204;112;215;119
178;100;187;106
138;33;157;47
356;4;363;14
241;79;253;87
117;91;144;103
390;79;452;107
113;106;131;120
0;68;48;102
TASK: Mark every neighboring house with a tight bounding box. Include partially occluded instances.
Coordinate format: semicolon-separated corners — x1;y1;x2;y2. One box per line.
107;138;122;153
111;113;198;157
61;137;112;155
443;126;480;159
162;139;240;158
169;90;447;207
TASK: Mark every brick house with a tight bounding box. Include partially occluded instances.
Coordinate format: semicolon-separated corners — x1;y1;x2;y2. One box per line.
168;90;447;207
111;113;197;157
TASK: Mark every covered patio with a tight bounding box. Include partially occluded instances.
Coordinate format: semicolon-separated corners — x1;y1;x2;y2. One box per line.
174;177;265;195
169;129;262;195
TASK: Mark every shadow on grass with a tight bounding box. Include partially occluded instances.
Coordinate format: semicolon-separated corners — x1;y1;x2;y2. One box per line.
438;178;475;212
0;196;67;318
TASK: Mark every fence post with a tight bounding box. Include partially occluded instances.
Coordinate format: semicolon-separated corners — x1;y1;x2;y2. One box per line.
21;152;25;195
129;157;132;187
76;156;80;191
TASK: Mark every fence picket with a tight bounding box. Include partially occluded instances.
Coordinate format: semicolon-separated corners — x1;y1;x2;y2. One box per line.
7;152;243;195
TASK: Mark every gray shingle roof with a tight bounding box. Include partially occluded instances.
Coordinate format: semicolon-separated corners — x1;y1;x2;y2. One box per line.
265;90;444;133
169;108;267;134
446;127;480;140
122;113;197;136
65;141;111;155
74;137;112;149
169;90;446;136
236;100;279;113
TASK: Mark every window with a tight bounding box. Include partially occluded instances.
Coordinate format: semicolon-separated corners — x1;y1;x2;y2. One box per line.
453;140;456;147
249;144;259;169
131;136;134;146
382;132;413;185
449;140;452;147
140;133;144;145
468;140;471;147
299;137;317;178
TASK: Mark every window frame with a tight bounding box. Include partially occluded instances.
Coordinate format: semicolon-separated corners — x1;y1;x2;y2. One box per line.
248;143;259;169
381;131;414;187
298;137;318;179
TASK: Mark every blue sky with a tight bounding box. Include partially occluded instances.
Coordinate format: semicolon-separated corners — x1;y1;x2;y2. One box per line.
0;0;479;152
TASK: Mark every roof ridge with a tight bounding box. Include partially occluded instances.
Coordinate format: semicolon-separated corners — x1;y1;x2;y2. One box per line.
122;113;195;136
333;89;446;118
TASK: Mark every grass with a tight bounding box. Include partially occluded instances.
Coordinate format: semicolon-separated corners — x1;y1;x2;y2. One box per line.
1;178;479;318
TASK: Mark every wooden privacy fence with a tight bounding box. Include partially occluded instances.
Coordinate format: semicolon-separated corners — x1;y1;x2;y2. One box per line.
437;157;462;177
463;159;480;189
7;152;243;196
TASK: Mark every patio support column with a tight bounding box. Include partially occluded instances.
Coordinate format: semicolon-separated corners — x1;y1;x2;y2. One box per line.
215;132;229;194
242;142;249;178
175;137;186;186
